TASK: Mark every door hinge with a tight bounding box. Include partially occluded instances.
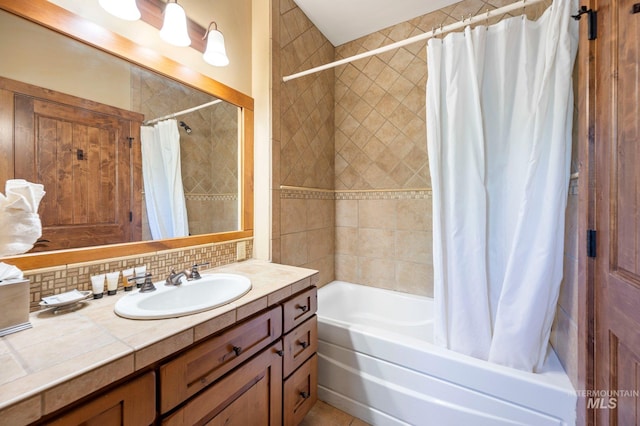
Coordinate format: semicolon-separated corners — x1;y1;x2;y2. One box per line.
129;211;133;222
127;137;134;148
587;229;597;258
572;6;597;40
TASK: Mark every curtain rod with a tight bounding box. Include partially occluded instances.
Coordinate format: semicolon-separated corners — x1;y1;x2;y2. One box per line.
282;0;546;82
143;99;223;125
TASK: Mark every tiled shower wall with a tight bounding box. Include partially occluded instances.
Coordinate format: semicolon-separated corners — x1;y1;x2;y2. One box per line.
132;67;239;237
333;0;551;296
272;0;336;286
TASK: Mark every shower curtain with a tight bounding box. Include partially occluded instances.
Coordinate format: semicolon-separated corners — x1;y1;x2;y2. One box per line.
140;119;189;239
426;0;578;372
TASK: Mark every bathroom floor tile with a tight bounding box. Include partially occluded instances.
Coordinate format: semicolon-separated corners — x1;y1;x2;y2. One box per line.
301;400;370;426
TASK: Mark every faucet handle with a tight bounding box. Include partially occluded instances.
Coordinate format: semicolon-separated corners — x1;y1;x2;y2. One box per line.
190;262;210;280
140;273;156;293
166;269;178;285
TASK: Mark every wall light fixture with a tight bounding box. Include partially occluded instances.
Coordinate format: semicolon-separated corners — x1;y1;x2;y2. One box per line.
159;0;191;47
202;22;229;67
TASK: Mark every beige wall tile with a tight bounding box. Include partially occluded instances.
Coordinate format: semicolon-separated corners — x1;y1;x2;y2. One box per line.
281;232;309;266
281;198;307;234
308;228;334;262
336;227;358;255
358;199;397;229
397;198;431;231
358;257;396;289
395;230;431;264
396;261;433;296
336;200;358;227
358;228;394;258
307;199;334;230
335;254;359;284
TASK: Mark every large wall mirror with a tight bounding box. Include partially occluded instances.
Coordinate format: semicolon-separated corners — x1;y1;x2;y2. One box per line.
0;0;254;270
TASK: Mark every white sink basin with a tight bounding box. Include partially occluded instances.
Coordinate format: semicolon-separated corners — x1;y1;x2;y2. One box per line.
114;273;251;319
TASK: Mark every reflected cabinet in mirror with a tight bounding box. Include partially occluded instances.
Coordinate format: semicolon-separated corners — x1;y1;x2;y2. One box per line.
0;0;253;270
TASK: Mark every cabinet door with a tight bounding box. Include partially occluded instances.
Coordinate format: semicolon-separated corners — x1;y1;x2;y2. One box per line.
284;354;317;426
283;315;317;378
163;342;283;426
48;372;155;426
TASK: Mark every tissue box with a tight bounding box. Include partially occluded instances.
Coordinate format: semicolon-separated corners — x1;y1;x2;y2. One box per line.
0;278;32;337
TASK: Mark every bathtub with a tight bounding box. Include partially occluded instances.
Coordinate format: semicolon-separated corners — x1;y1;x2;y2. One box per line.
317;281;576;426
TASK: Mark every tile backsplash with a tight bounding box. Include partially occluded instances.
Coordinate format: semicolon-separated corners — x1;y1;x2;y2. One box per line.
24;239;253;312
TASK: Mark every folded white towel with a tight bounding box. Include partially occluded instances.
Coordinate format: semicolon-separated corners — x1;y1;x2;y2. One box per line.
0;179;45;212
0;262;24;281
0;179;46;257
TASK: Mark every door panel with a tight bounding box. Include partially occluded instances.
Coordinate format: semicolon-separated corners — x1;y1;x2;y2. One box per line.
594;0;640;423
13;94;138;251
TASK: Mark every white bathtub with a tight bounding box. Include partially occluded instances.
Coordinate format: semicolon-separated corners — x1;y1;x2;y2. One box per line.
317;281;576;426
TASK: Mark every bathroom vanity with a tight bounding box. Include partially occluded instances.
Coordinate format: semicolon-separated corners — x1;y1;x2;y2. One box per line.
0;260;318;425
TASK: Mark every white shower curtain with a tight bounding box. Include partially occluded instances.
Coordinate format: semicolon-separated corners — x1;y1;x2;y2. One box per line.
426;0;578;372
140;119;189;239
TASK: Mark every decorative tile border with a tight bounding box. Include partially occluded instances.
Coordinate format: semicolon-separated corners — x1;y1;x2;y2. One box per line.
185;193;238;202
25;239;253;312
335;189;432;200
280;186;335;200
280;185;432;200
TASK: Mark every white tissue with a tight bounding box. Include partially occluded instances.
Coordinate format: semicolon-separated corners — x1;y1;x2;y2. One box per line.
0;179;46;257
0;262;24;281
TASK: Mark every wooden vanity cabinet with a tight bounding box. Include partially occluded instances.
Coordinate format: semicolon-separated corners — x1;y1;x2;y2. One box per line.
163;342;283;426
44;286;318;426
47;372;156;426
159;306;282;414
282;287;318;425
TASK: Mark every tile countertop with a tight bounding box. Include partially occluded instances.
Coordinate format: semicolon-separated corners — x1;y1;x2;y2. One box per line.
0;260;319;425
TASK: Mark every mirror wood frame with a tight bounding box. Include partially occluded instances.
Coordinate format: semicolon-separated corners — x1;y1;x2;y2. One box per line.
0;0;254;271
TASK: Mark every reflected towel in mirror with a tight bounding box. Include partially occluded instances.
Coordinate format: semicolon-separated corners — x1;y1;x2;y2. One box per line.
0;179;45;256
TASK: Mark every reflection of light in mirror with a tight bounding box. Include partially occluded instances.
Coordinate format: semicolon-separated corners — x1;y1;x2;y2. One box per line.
98;0;141;21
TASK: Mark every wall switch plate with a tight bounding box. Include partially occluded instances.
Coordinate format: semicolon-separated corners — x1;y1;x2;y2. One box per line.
236;241;247;261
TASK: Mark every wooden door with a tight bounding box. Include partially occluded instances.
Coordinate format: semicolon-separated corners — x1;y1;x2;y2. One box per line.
0;77;143;252
593;0;640;423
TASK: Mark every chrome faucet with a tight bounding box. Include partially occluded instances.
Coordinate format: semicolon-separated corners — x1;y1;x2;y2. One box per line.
190;262;210;280
165;269;191;286
128;273;156;293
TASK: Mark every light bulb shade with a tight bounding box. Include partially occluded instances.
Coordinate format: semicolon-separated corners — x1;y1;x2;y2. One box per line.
99;0;141;21
203;29;229;67
160;2;191;47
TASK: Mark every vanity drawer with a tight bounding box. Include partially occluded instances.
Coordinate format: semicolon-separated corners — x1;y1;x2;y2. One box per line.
163;342;283;426
159;306;282;413
283;287;317;333
283;315;317;378
283;354;317;426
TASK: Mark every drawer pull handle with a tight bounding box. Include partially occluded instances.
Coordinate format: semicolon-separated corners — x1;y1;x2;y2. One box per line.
276;349;284;357
299;391;310;399
297;305;309;312
232;346;243;356
298;341;309;349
